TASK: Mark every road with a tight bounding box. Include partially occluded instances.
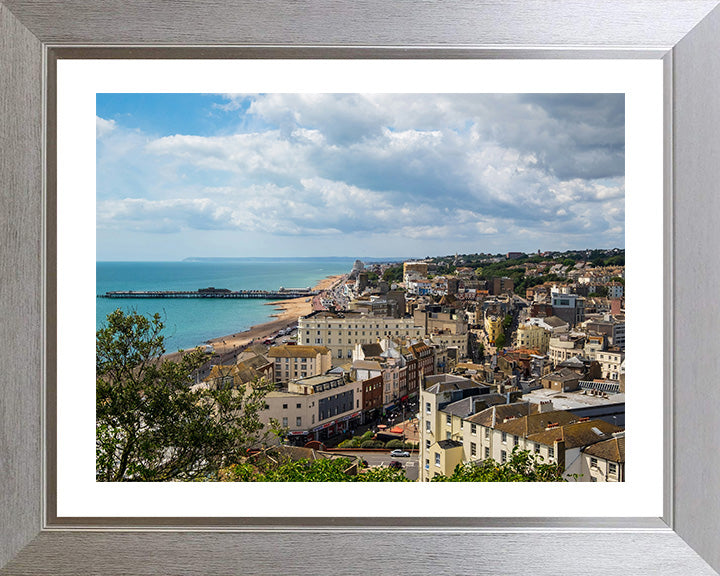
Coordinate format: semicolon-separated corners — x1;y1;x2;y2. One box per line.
332;450;420;481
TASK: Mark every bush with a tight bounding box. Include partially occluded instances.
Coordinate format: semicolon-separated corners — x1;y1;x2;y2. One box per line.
360;440;385;449
360;430;375;441
338;439;356;449
385;439;405;449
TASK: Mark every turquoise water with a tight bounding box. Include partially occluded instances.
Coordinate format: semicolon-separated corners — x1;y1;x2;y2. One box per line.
96;259;354;352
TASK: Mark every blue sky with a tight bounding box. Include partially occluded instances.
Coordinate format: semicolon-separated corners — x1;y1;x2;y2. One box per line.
96;93;625;261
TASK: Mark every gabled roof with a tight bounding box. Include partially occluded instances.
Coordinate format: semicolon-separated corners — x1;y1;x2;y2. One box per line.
527;420;623;450
466;402;535;427
543;368;582;382
583;435;625;462
494;409;578;437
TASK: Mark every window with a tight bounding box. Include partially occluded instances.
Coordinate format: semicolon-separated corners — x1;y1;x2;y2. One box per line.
296;417;302;427
590;457;598;468
282;404;288;409
471;424;477;435
296;403;301;409
609;462;617;475
446;414;451;425
426;420;431;432
338;350;343;358
435;453;441;467
426;402;431;414
446;432;451;440
484;427;489;439
513;435;519;447
426;439;431;450
501;450;507;464
425;459;430;470
282;417;288;427
501;431;507;444
470;442;477;457
548;446;555;458
484;447;490;458
591;476;597;482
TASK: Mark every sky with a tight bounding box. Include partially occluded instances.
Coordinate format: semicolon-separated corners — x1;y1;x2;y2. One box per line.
96;93;625;261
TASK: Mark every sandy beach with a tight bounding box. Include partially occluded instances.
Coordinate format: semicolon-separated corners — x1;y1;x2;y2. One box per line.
190;274;345;358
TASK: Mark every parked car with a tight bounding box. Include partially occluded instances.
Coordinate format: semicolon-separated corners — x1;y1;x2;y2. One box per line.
388;460;403;469
390;449;410;457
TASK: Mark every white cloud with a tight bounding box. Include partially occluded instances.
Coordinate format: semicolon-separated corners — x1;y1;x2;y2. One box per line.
97;94;625;257
96;116;116;139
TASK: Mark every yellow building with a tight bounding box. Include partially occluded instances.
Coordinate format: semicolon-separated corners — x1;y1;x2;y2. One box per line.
516;323;550;353
484;311;503;344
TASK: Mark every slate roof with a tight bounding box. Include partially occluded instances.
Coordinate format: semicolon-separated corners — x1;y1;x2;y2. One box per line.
361;343;384;358
441;394;507;418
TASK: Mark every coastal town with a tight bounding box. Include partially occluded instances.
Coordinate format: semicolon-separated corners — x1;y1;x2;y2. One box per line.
189;248;626;482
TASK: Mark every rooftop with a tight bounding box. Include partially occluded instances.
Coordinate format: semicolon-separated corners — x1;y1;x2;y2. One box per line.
267;345;330;358
583;435;625;463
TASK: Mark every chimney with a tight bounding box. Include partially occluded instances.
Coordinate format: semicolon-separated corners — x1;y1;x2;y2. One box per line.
491;406;497;428
554;439;566;470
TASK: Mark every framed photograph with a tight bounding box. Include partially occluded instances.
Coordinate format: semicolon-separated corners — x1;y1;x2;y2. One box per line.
2;1;720;574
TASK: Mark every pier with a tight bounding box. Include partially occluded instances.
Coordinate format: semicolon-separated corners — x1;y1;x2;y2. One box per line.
97;287;319;300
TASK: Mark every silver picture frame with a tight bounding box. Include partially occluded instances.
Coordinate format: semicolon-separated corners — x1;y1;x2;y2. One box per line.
2;1;720;574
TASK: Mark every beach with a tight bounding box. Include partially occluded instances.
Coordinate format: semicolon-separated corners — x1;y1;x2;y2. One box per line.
196;274;345;357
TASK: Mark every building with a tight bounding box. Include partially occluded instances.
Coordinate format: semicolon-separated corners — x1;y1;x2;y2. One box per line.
419;374;492;481
297;310;423;365
596;348;625;381
491;276;514;295
199;352;273;390
267;345;332;384
516;323;550;353
422;403;624;481
541;368;582;392
403;261;429;284
484;309;504;344
548;333;586;366
581;434;625;482
260;373;363;445
551;288;586;326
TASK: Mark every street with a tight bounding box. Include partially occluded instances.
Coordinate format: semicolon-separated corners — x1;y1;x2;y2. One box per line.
332;450;420;481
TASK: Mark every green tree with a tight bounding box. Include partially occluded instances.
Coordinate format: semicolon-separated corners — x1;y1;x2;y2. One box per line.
96;309;277;481
495;333;506;349
218;457;411;482
382;264;404;284
431;448;567;482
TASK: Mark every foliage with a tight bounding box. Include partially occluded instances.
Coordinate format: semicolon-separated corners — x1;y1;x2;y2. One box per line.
360;440;385;448
360;430;375;441
494;333;506;349
431;448;567;482
96;309;278;481
382;264;404;284
218;457;411;482
385;439;407;448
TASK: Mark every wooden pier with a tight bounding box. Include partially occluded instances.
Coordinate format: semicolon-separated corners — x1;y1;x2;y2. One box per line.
97;287;319;300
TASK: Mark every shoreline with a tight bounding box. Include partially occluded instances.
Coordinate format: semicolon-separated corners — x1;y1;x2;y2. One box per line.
163;274;345;363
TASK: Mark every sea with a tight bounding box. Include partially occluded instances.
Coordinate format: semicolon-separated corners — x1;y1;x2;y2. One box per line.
96;258;356;352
